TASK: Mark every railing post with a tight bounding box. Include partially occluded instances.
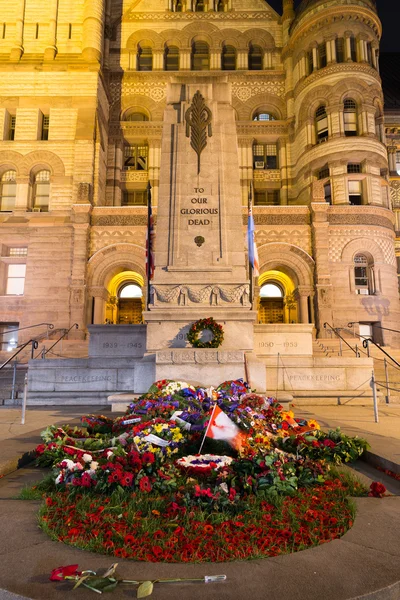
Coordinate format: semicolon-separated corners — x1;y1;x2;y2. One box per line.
338;333;343;356
41;346;46;359
21;373;28;425
371;371;379;423
11;361;17;402
384;358;391;404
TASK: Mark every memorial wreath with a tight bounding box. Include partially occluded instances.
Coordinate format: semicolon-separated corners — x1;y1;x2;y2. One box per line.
187;317;224;349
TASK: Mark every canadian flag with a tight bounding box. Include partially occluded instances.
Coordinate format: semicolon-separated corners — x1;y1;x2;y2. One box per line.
205;405;244;450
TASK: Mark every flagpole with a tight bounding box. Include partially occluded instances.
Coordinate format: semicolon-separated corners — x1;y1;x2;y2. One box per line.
146;181;152;310
198;403;217;455
248;184;254;310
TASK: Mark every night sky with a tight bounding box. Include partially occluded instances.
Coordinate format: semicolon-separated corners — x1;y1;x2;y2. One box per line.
266;0;400;53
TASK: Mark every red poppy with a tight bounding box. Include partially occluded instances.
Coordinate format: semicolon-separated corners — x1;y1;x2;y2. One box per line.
49;564;81;582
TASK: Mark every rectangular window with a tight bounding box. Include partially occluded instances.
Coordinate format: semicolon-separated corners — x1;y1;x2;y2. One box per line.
8;115;16;141
0;322;19;352
122;190;147;206
367;42;373;66
8;247;28;257
396;151;400;175
348;180;362;205
318;42;327;68
324;182;332;204
254;190;280;206
41;115;49;140
6;264;26;295
347;163;361;173
350;37;357;61
344;111;357;136
336;38;345;63
318;166;330;180
124;145;148;171
253;144;278;169
307;50;313;75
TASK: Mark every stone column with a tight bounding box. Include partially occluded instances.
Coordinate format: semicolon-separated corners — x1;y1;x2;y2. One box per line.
93;295;105;324
210;49;221;70
44;0;59;60
236;50;248;70
311;43;318;71
263;51;272;69
10;0;25;61
298;291;310;324
153;48;164;70
388;145;398;175
70;205;92;338
344;32;352;62
149;140;161;207
278;137;288;205
82;0;105;63
311;203;333;336
239;138;253;206
180;50;191;70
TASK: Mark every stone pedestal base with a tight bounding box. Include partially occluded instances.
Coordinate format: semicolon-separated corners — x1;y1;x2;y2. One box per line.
154;349;246;388
144;310;256;352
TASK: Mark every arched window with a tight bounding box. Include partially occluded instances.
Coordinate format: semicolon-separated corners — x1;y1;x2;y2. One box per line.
0;170;16;211
260;283;283;298
253;112;276;122
125;111;149;122
33;170;50;211
192;41;209;70
354;254;374;295
344;99;358;136
318;42;327;68
315;105;328;142
119;284;143;299
249;44;263;70
195;0;205;11
222;45;236;70
317;165;332;203
165;45;179;71
137;45;153;71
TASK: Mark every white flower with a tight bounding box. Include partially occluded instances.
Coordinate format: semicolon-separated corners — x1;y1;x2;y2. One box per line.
106;450;114;459
55;473;64;485
82;453;93;463
220;482;229;494
90;461;99;471
74;462;84;471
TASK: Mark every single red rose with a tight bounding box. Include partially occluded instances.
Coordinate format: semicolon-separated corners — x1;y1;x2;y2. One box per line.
369;481;386;498
49;564;81;582
323;439;336;448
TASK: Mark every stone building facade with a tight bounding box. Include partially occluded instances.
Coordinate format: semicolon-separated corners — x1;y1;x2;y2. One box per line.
0;0;399;359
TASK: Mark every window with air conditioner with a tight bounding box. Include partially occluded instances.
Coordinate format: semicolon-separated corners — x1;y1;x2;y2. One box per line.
253;144;278;169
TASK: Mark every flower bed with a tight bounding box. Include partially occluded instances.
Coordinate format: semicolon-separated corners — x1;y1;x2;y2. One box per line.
33;378;372;563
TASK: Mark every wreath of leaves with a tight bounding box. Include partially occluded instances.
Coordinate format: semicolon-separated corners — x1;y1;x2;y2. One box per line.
187;317;224;349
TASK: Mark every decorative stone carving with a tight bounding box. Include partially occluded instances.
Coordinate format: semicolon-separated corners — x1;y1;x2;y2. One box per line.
390;180;400;208
77;183;92;204
185;90;213;174
151;284;250;306
155;350;245;365
253;169;281;182
120;171;149;183
91;215;148;226
232;80;285;101
328;214;394;230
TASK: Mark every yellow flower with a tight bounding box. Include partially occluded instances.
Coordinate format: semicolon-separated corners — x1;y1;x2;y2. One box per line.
154;424;164;433
307;419;320;430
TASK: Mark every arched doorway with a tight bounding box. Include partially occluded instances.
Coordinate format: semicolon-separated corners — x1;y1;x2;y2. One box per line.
105;271;145;325
118;283;143;324
259;283;284;324
257;270;298;324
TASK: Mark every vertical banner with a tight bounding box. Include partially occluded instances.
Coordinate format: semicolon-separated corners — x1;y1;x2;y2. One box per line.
247;184;259;307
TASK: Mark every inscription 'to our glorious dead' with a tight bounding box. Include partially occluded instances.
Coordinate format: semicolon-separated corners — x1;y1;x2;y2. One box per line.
184;188;218;226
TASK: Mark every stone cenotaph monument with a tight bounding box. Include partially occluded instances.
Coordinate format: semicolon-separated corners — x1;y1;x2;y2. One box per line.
144;79;259;386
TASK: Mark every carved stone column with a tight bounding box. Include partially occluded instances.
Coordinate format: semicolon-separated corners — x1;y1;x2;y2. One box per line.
10;0;25;61
44;0;59;61
82;0;105;63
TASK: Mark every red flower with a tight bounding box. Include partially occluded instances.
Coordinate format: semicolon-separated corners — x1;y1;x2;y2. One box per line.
369;481;386;498
139;476;152;493
49;564;81;582
142;452;155;465
121;472;134;487
323;439;336;448
124;534;135;545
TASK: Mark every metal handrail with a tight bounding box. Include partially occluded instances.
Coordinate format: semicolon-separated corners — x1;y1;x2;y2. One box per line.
36;323;79;359
0;339;38;371
323;322;360;357
348;322;400;336
362;337;400;369
0;322;54;337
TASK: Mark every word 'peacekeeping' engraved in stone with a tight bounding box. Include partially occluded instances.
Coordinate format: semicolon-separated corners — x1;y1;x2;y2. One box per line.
185;90;212;174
